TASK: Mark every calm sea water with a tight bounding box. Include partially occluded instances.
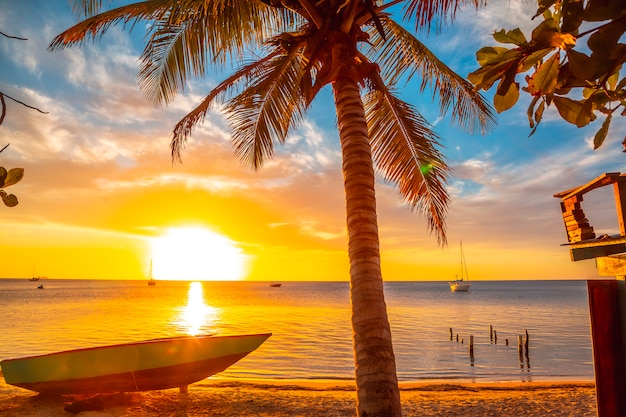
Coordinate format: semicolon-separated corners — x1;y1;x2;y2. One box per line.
0;279;594;383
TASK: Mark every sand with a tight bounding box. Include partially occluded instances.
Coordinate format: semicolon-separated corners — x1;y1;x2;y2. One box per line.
0;377;597;416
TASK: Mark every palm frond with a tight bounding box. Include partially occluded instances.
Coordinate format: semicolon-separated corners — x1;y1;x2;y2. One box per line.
139;18;210;106
402;0;487;30
170;52;280;162
224;47;311;169
49;1;172;50
138;2;300;106
363;18;495;135
69;0;110;18
364;82;450;245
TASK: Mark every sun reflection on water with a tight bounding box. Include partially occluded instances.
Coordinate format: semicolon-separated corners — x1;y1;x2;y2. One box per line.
177;282;219;336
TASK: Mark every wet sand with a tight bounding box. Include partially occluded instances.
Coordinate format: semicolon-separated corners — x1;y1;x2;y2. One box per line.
0;377;596;416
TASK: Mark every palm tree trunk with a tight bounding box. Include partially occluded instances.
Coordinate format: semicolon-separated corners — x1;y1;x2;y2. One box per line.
332;77;402;417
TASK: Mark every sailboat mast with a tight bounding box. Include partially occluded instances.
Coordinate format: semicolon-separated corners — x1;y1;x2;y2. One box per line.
461;241;469;281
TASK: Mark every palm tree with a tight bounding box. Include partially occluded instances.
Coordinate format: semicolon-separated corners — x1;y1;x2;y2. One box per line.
50;1;494;415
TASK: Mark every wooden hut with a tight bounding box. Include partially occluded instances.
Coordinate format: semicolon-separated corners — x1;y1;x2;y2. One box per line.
554;172;626;417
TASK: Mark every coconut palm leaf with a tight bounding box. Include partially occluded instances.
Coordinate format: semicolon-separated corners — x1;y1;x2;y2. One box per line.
364;17;495;134
69;0;110;18
402;0;487;29
170;50;283;161
49;1;172;50
364;81;449;244
50;1;291;72
224;47;311;169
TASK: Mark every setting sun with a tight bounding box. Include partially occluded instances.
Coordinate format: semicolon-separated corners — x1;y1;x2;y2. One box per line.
149;227;249;281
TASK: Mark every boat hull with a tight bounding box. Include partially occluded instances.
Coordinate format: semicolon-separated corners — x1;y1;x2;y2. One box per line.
0;333;270;395
449;281;471;292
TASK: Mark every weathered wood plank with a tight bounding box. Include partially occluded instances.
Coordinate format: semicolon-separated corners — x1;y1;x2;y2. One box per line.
571;243;626;261
597;256;626;277
554;172;621;200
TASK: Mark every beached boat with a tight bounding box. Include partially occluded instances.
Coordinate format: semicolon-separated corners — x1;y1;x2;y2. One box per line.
449;241;471;292
0;333;271;395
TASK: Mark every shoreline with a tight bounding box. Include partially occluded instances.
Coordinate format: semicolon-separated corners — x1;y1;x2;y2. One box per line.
1;376;597;416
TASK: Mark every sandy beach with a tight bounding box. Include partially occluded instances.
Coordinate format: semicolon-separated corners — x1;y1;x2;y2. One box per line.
0;377;596;416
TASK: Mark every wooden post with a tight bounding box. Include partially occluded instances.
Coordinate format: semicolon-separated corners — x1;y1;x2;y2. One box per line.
489;325;493;343
469;335;474;365
518;335;523;368
524;330;530;369
587;280;626;417
450;328;453;341
524;330;529;355
494;330;498;344
614;180;626;236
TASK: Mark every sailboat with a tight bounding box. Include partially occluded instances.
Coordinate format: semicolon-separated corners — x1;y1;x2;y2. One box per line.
147;259;156;286
29;264;44;281
449;241;471;292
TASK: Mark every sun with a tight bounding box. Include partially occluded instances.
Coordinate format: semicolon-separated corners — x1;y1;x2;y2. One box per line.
149;226;248;281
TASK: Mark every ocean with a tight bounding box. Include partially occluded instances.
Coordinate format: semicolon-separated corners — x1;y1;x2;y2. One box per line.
0;279;594;383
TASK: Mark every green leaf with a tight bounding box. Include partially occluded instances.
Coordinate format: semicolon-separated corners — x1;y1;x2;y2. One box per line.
588;23;622;55
468;50;522;91
535;99;546;125
475;46;510;66
593;114;612;149
3;168;24;187
527;96;540;128
492;28;528;46
585;0;624;22
533;0;557;18
527;53;560;95
553;96;584;125
576;97;595;127
607;68;620;90
520;48;553;72
567;49;596;79
561;0;584;33
0;190;18;207
494;80;519;113
468;63;507;91
531;18;559;48
529;99;545;137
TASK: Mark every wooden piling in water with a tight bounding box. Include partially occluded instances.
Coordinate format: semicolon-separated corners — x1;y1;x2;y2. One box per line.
469;335;474;364
524;329;530;368
494;330;498;344
489;325;493;343
524;329;529;354
450;328;453;341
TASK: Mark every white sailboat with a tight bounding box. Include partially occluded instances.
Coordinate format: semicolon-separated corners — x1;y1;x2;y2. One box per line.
449;242;471;292
148;259;156;286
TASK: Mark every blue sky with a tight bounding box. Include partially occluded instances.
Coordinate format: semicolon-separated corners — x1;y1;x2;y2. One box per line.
0;0;623;281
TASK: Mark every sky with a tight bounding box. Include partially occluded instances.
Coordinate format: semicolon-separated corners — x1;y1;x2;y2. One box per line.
0;0;623;282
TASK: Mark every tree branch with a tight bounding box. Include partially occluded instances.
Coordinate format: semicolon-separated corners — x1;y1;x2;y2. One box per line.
0;31;27;41
0;91;49;116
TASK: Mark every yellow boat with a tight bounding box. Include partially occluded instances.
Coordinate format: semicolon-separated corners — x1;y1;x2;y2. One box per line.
0;333;270;395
